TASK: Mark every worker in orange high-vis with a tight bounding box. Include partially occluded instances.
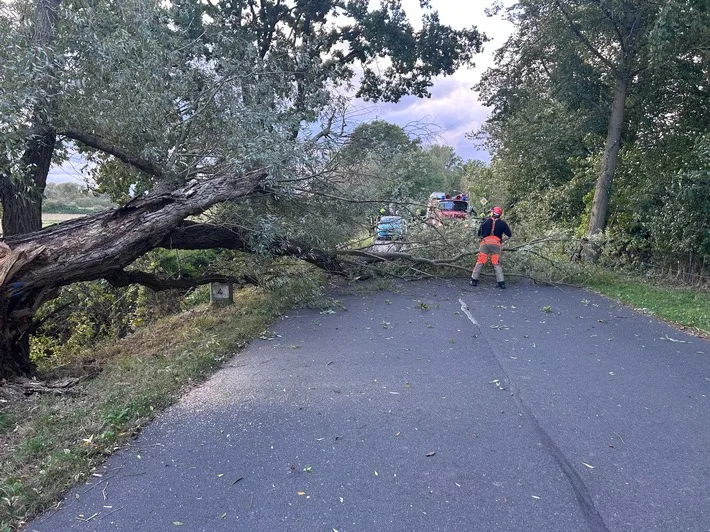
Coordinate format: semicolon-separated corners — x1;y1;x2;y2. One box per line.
470;206;511;289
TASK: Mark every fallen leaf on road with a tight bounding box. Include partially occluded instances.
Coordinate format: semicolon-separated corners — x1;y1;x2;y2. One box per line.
489;379;505;391
297;491;306;496
660;334;686;343
582;462;595;469
220;513;227;519
173;522;184;526
531;496;541;500
426;451;436;457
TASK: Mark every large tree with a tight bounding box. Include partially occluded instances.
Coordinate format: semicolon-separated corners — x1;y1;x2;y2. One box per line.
0;0;484;377
477;0;689;236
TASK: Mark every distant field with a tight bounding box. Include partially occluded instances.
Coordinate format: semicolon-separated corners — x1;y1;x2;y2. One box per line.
42;212;86;226
0;213;88;235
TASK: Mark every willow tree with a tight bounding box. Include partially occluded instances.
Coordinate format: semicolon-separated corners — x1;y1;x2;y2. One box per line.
0;0;484;377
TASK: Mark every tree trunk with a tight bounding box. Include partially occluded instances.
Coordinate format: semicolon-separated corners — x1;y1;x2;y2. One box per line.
1;0;61;237
587;70;629;236
0;310;34;377
0;169;268;378
1;128;56;236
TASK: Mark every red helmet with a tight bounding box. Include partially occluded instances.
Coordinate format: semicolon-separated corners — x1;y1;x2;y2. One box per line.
491;206;503;217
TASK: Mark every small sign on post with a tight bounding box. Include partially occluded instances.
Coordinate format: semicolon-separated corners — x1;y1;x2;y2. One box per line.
210;282;233;307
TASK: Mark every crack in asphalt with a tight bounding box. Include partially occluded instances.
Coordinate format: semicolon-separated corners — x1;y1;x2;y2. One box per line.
459;298;609;532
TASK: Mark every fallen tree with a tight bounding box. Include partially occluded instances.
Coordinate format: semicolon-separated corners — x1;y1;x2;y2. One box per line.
0;168;367;377
0;169;269;376
0;0;484;377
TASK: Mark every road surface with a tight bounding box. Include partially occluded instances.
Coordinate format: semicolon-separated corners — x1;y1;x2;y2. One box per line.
30;279;710;532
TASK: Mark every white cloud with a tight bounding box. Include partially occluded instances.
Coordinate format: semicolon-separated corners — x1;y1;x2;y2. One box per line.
353;0;514;162
47;153;90;184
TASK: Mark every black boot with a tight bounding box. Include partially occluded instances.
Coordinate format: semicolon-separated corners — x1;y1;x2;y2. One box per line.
497;281;506;289
469;278;478;287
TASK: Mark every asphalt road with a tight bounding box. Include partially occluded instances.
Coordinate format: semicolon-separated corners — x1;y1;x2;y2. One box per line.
30;279;710;532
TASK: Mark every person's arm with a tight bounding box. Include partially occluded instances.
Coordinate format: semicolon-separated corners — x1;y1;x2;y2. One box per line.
502;222;511;242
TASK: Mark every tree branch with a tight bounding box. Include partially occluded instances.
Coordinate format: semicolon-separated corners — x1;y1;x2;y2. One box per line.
590;0;626;45
106;270;259;291
335;249;473;273
554;0;616;73
61;126;166;178
159;221;347;275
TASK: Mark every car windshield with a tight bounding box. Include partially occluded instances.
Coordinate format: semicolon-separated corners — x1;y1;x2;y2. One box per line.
439;200;467;212
378;216;402;225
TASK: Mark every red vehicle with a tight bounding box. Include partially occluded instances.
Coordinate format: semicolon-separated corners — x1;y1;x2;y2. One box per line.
427;192;470;224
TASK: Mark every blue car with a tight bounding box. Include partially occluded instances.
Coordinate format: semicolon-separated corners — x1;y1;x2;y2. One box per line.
376;216;406;241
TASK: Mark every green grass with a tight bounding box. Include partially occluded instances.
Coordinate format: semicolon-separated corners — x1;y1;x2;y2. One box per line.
0;414;13;434
585;276;710;336
0;285;310;531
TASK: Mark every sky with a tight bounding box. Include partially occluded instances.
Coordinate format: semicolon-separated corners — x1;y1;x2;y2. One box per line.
47;1;513;183
350;0;513;163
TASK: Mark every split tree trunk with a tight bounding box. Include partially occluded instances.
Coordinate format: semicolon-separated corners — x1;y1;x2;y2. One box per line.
0;169;268;378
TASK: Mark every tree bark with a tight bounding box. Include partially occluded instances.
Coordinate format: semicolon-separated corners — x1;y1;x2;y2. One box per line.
0;169;267;378
106;270;259;291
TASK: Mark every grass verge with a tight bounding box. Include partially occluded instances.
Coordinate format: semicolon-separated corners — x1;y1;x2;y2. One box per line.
582;273;710;337
0;285;307;531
